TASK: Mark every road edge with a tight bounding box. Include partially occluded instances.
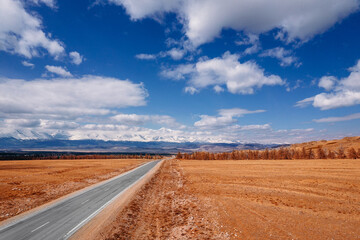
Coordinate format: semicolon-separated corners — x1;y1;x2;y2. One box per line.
70;159;165;240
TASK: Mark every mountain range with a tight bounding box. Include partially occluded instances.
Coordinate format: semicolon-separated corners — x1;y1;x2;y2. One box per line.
0;137;286;154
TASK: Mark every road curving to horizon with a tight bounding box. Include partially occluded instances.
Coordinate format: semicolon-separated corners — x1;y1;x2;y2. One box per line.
0;160;161;240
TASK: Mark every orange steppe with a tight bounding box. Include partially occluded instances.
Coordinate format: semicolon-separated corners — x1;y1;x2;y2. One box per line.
104;159;360;240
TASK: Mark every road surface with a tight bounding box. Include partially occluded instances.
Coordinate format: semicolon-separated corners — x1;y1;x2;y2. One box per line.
0;160;161;240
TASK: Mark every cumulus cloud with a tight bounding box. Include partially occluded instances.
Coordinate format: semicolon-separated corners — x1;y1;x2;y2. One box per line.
45;65;72;77
194;108;265;129
318;76;337;91
297;60;360;110
313;91;360;110
260;47;300;67
162;52;284;94
69;51;83;65
0;76;148;118
0;0;65;58
313;113;360;123
22;60;34;68
108;0;359;47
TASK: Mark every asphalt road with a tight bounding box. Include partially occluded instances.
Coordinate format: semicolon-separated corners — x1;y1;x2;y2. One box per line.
0;160;161;240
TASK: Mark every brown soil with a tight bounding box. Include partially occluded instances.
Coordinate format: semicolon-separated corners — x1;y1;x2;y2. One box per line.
104;159;360;240
292;136;360;152
101;159;225;240
179;159;360;240
0;158;149;222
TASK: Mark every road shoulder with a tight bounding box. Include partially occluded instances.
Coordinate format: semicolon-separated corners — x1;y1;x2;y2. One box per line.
70;160;164;240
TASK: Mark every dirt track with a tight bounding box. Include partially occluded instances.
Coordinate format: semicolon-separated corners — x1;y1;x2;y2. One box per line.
0;159;149;222
102;159;224;240
105;159;360;240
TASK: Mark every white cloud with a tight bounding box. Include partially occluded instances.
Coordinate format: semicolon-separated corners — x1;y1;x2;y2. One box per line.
237;124;271;131
313;113;360;123
45;65;72;77
318;76;337;91
218;108;266;117
286;79;302;92
31;0;56;8
109;0;181;20
313;91;360;110
69;51;83;65
295;96;314;108
236;34;261;55
22;60;34;68
0;0;65;58
4;118;41;128
0;111;336;143
135;53;157;60
40;120;79;130
1;117;327;143
194;115;236;129
194;108;265;129
166;48;185;60
162;51;284;94
136;48;186;61
260;47;300;67
109;0;359;47
184;86;198;95
213;85;224;93
244;44;261;55
0;106;335;144
235;33;259;46
297;60;360;110
0;76;148;118
111;113;183;128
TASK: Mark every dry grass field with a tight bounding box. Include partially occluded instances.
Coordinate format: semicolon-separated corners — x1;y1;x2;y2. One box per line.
292;136;360;152
105;159;360;240
180;159;360;239
0;158;150;222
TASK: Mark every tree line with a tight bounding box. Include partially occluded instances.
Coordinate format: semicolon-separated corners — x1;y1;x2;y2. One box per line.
176;147;360;160
57;154;162;160
0;153;163;161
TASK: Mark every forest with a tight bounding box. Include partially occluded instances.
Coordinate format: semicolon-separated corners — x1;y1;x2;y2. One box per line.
176;147;360;160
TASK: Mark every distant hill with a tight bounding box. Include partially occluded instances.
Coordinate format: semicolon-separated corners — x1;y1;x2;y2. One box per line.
291;136;360;152
0;137;284;154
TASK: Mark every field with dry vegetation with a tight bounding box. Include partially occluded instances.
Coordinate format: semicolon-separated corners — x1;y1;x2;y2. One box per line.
104;158;360;239
0;158;150;222
292;136;360;152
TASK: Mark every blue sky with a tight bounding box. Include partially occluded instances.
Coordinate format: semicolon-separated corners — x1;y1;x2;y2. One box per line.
0;0;360;143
